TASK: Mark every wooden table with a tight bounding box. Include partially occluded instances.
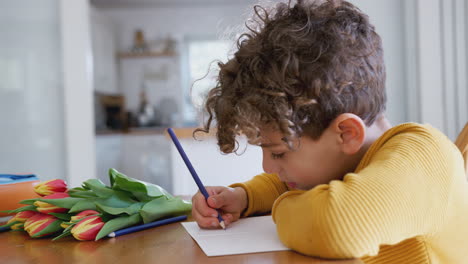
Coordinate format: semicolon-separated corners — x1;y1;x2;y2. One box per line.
0;220;362;264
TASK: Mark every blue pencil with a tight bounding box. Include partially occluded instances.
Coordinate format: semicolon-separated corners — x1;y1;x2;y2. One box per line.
167;128;226;229
108;215;187;238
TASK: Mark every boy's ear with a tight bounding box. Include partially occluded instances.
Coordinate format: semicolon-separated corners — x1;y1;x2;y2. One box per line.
331;113;366;155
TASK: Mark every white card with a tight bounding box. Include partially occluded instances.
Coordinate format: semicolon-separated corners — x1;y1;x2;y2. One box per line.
181;215;290;257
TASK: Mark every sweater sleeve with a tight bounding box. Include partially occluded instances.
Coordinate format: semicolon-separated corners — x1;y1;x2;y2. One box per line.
272;125;463;259
230;173;288;216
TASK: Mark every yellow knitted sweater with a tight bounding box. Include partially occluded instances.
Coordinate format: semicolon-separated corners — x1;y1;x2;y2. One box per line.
231;123;468;263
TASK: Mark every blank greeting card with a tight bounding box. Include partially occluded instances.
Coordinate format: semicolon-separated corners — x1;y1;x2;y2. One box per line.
181;215;289;257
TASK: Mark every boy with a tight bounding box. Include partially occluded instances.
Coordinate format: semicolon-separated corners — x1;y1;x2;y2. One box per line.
191;0;468;263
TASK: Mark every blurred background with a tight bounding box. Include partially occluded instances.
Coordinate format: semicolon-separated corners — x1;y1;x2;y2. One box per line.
0;0;466;195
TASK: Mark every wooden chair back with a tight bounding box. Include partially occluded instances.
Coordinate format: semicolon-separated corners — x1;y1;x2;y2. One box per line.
455;123;468;177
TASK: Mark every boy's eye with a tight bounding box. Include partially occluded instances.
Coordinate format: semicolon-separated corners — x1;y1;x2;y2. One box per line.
271;153;285;159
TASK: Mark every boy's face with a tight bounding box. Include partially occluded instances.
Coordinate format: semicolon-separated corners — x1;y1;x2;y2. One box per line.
259;125;348;190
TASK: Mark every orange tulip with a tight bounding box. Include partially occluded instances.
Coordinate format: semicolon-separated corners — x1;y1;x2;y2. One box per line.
6;211;37;230
71;215;105;241
34;192;69;214
24;213;62;238
34;179;67;196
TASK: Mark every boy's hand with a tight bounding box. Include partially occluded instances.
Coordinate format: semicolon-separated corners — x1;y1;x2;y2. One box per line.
191;186;247;229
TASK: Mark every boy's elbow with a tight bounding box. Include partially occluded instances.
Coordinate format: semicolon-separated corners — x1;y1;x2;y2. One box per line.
278;225;378;259
276;221;379;259
273;185;381;258
274;194;380;259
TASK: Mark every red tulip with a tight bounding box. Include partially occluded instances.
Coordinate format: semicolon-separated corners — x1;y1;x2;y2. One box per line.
34;179;67;196
61;210;101;229
13;210;37;222
34;192;69;214
71;210;100;222
6;211;37;230
24;213;62;238
71;215;105;241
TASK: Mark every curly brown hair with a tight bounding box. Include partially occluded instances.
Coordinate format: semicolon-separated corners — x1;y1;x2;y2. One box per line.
196;0;386;153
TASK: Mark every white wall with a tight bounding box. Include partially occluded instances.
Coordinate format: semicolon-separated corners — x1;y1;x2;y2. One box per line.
0;0;66;181
90;6;118;94
352;0;407;125
0;0;96;186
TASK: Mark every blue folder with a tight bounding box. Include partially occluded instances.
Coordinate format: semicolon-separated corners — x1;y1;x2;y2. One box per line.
0;174;38;185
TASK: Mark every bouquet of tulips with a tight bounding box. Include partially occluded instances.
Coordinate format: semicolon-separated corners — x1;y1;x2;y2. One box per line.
1;168;191;241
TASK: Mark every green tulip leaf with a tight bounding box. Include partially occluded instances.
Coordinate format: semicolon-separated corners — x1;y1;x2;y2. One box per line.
97;213;113;223
68;187;87;191
48;213;72;221
18;198;40;205
96;202;144;216
82;179;115;198
95;213;142;240
68;199;99;213
108;169;172;200
67;188;98;198
52;229;72;241
63;223;75;232
0;220;20;229
129;192;154;202
101;192;137;207
2;205;38;214
109;168;118;187
39;197;84;209
140;197;192;223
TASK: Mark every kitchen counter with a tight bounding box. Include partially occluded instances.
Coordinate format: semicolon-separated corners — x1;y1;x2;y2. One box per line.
96;126;215;139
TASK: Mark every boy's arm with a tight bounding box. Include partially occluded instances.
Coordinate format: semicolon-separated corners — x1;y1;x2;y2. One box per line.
272;129;465;259
230;173;288;216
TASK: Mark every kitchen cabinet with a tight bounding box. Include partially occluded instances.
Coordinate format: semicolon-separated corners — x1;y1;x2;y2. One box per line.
95;132;172;192
170;134;263;196
120;134;172;192
95;129;263;195
95;134;122;185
